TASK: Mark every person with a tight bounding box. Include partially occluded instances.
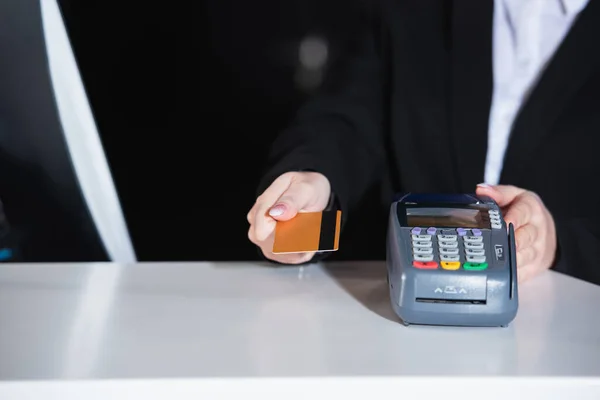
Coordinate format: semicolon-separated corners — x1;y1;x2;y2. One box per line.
247;0;600;285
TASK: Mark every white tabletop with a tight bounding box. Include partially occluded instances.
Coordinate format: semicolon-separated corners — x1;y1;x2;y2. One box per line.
1;261;599;399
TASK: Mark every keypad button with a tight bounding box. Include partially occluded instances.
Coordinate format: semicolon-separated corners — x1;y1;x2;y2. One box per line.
413;247;433;255
412;234;431;241
463;235;483;243
441;261;461;270
465;249;485;256
413;261;438;269
441;254;460;262
466;255;486;263
465;242;484;249
411;227;422;235
457;228;467;236
464;262;488;271
440;248;459;255
491;222;502;229
438;235;457;241
439;241;458;248
472;229;482;236
412;241;432;248
414;254;434;262
489;210;499;216
427;227;437;235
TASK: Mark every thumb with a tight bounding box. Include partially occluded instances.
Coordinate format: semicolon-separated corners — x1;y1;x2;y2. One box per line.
476;183;526;208
268;183;318;221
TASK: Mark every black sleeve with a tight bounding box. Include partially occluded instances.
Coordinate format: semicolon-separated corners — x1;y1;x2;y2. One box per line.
256;4;389;221
551;217;600;285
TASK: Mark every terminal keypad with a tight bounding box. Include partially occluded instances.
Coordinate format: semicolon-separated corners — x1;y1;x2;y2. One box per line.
411;226;489;271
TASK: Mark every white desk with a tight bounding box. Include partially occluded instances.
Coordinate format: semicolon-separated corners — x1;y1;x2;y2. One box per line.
0;261;599;399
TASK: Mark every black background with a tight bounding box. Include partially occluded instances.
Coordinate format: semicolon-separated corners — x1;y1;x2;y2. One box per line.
56;1;387;262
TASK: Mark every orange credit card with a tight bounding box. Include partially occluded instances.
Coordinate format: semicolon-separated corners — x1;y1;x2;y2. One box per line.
272;210;342;254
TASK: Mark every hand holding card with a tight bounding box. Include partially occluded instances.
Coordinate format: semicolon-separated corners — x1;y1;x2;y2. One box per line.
247;171;333;264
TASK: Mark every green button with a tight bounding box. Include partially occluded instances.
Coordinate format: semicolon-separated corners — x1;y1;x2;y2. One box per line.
464;262;488;271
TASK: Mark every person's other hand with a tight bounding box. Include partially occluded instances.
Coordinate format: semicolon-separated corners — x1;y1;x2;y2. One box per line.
247;171;331;264
476;183;557;282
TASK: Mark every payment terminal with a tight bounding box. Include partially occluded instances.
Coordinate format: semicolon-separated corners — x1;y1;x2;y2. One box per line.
386;193;518;327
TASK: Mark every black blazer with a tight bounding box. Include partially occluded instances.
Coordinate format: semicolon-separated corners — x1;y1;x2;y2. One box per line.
258;0;600;285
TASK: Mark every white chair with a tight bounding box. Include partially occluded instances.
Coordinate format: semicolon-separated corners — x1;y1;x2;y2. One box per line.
0;0;136;263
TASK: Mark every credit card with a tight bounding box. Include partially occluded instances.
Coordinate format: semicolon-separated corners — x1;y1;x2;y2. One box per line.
272;210;342;254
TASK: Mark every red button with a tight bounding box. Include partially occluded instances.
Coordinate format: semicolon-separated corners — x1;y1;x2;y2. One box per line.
413;261;438;269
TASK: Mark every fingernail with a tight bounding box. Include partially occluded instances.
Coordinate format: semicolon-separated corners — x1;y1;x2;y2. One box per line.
269;204;286;217
477;183;491;188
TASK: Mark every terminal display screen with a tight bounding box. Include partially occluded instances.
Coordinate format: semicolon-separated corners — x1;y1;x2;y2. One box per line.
406;207;489;228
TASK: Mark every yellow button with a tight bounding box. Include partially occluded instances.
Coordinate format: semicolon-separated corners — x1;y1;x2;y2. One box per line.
441;261;461;270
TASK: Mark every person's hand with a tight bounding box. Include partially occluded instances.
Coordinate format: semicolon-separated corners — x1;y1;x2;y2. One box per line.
247;171;331;264
475;184;557;282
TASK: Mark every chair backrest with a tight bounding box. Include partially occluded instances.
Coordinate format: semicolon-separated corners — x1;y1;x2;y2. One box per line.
0;0;136;263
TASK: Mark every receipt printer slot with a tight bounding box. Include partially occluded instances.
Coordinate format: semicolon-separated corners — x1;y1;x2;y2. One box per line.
415;298;486;305
414;274;487;301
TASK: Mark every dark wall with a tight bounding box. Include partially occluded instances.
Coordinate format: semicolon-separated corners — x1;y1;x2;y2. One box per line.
57;1;387;262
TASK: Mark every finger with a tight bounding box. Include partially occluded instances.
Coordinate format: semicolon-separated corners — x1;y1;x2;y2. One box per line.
476;184;526;208
517;245;537;268
256;179;322;241
253;211;277;242
253;175;295;241
517;265;535;283
514;223;537;251
258;174;295;210
247;202;257;224
268;181;318;221
503;197;534;229
265;251;316;265
248;225;258;245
